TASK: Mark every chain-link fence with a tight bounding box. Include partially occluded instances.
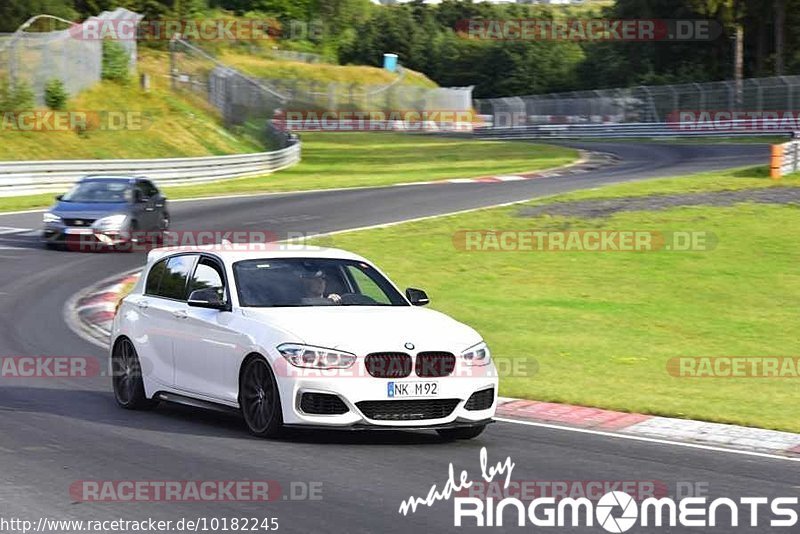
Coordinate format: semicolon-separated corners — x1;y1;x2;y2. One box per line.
170;37;474;141
0;8;142;105
170;38;289;147
476;76;800;125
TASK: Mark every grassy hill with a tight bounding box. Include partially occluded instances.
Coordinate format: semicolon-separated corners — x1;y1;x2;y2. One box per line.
0;52;261;161
218;50;437;88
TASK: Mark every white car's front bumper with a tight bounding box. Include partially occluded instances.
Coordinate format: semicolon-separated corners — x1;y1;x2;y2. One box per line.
276;369;498;428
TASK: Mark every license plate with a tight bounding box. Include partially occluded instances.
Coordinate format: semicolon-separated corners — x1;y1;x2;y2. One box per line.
387;381;438;398
65;228;93;235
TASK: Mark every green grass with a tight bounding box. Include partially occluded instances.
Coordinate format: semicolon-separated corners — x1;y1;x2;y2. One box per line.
0;133;576;212
311;166;800;433
160;133;577;200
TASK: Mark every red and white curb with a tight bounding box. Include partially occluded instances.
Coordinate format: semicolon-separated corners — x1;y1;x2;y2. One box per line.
395;150;618;186
65;270;141;350
497;398;800;458
67;273;800;458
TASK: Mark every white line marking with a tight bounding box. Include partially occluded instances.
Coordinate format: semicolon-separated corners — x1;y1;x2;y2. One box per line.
0;208;46;216
299;196;553;240
0;227;32;235
496;417;800;462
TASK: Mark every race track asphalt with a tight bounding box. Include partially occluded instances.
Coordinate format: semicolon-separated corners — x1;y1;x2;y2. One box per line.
0;141;796;533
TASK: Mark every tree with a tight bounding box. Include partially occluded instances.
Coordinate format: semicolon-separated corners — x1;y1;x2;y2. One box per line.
0;0;77;32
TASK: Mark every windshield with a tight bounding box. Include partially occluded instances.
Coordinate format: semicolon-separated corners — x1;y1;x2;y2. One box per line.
61;180;131;203
233;258;409;307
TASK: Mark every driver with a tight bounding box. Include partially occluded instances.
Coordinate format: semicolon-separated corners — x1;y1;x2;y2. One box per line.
300;270;341;304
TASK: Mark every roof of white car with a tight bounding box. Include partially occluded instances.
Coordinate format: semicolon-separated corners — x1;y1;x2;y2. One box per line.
146;243;369;265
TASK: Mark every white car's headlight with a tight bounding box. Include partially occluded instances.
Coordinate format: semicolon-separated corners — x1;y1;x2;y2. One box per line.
278;343;356;369
42;212;62;224
92;214;128;231
461;341;491;366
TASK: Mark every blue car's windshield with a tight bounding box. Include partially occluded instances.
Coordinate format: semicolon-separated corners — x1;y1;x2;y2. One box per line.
61;180;131;203
233;258;409;307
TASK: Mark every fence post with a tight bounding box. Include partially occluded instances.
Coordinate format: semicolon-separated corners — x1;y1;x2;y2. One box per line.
780;76;793;112
327;82;336;110
169;37;177;91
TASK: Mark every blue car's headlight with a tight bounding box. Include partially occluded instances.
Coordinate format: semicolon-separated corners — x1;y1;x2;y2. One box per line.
278;343;356;369
92;214;128;231
461;341;491;366
42;212;62;224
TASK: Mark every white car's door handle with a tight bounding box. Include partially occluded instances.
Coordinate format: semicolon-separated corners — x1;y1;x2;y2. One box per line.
136;300;149;310
172;310;188;319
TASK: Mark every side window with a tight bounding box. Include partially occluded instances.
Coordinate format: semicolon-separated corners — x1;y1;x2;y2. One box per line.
346;266;391;305
145;259;167;296
134;182;149;202
143;180;159;198
189;258;226;300
158;255;197;300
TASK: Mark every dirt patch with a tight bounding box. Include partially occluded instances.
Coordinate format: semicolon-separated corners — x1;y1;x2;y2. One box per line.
519;187;800;219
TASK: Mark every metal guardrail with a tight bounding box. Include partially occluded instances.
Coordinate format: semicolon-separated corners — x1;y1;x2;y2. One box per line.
0;140;301;196
476;120;795;140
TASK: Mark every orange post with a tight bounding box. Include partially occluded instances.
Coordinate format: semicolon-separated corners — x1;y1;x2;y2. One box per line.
770;144;784;180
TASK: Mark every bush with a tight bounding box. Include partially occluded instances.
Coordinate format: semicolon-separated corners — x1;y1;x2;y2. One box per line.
0;78;34;111
44;79;69;110
102;39;130;84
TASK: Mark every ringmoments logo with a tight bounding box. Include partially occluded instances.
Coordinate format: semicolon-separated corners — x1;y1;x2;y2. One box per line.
398;448;800;530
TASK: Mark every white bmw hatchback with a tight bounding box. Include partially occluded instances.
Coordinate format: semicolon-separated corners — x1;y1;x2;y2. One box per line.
111;245;497;439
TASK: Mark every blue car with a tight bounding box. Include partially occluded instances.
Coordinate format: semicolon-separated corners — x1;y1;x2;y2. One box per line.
42;176;170;251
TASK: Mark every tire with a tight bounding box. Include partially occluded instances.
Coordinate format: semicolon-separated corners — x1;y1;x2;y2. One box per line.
155;213;170;245
239;357;283;438
240;357;283;438
437;424;487;441
112;338;158;410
